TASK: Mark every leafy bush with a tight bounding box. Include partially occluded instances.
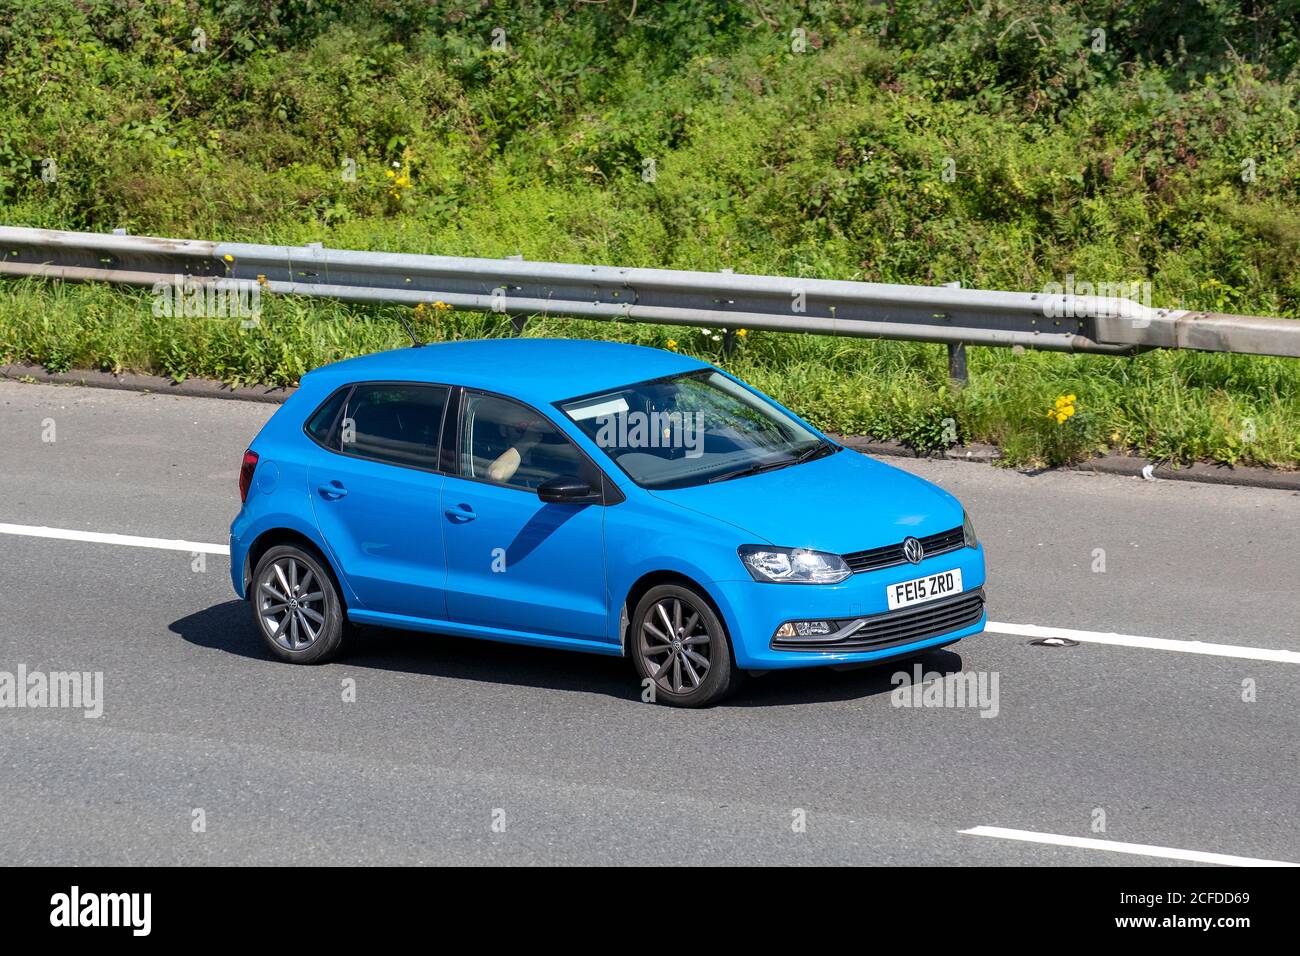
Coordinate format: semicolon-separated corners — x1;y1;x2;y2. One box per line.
0;0;1297;467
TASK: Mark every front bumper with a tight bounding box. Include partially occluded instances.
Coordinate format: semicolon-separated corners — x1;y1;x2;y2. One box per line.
711;543;987;669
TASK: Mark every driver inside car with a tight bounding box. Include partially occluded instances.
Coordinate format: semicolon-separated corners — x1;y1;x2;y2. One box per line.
488;413;549;484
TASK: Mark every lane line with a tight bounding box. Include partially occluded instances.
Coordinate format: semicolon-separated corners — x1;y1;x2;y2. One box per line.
960;826;1299;867
0;522;229;555
1;522;1295;664
986;620;1300;664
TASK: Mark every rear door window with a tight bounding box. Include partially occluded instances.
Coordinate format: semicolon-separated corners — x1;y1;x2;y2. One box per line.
338;383;449;470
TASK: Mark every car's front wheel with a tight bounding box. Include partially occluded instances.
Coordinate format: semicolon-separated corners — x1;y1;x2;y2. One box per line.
631;584;740;707
250;544;348;664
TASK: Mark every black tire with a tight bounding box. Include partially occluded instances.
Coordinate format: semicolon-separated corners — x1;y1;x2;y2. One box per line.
250;544;349;664
630;584;741;707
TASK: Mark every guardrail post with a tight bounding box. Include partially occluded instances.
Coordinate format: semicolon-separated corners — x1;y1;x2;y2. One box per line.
722;329;737;357
947;342;968;383
506;254;527;336
719;268;736;357
943;282;969;384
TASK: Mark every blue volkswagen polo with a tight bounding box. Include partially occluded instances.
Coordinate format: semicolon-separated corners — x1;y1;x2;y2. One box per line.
230;338;986;706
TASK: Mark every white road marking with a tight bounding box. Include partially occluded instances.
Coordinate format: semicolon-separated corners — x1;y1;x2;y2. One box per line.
0;522;229;555
0;522;1296;665
986;620;1300;664
960;826;1299;867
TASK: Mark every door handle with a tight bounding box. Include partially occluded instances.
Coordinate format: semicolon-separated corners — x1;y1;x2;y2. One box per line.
317;481;348;500
444;504;477;523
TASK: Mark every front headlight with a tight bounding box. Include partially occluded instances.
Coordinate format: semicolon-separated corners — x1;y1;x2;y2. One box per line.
738;545;852;584
963;510;978;549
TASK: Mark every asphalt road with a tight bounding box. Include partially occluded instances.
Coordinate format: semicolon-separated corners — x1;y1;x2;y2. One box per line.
0;380;1297;865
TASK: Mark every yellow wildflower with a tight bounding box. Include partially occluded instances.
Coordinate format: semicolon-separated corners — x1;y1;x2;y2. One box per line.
1047;393;1079;425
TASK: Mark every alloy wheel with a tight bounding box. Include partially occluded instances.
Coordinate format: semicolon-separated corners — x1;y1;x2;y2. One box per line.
639;596;713;695
257;556;327;651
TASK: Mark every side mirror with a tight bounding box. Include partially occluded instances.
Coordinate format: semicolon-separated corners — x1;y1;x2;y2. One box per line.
537;475;601;504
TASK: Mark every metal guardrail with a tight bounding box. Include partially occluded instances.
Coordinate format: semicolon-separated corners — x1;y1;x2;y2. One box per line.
2;226;1298;362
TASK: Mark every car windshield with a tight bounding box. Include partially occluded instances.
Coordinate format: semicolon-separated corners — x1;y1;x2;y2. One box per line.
558;370;834;489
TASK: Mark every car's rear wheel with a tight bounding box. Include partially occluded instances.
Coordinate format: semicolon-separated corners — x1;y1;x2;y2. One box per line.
631;584;740;707
251;544;348;664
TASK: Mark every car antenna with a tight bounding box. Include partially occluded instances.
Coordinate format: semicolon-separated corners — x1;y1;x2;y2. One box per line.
398;308;425;348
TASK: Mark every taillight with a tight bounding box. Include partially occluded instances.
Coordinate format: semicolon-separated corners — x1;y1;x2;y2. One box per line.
239;449;259;503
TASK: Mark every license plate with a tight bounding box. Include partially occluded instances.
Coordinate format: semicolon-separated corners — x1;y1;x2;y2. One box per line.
887;568;963;610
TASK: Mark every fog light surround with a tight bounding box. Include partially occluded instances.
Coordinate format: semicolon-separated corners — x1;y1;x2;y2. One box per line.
773;619;836;640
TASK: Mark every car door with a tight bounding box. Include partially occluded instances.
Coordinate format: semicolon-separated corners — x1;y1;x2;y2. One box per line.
441;389;611;643
307;381;450;621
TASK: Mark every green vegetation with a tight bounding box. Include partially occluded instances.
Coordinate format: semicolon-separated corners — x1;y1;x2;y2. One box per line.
1;1;1298;467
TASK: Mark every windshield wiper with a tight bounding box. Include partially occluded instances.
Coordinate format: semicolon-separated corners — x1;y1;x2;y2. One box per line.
705;460;780;484
705;440;835;484
792;440;836;465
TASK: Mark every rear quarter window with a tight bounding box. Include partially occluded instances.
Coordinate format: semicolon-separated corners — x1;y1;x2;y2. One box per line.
304;387;351;450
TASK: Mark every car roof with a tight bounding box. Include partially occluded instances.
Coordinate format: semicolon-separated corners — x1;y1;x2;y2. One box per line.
303;338;710;404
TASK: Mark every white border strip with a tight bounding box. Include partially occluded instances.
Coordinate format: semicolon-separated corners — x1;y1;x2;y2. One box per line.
0;523;229;555
961;826;1299;867
987;620;1300;664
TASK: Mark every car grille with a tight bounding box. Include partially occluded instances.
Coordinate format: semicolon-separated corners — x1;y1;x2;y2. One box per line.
842;525;965;573
770;588;985;653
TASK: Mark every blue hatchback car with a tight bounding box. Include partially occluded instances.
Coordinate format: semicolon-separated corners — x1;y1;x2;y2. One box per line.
231;338;986;706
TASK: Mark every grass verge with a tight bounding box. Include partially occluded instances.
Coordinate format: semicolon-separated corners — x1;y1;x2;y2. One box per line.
2;278;1295;469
